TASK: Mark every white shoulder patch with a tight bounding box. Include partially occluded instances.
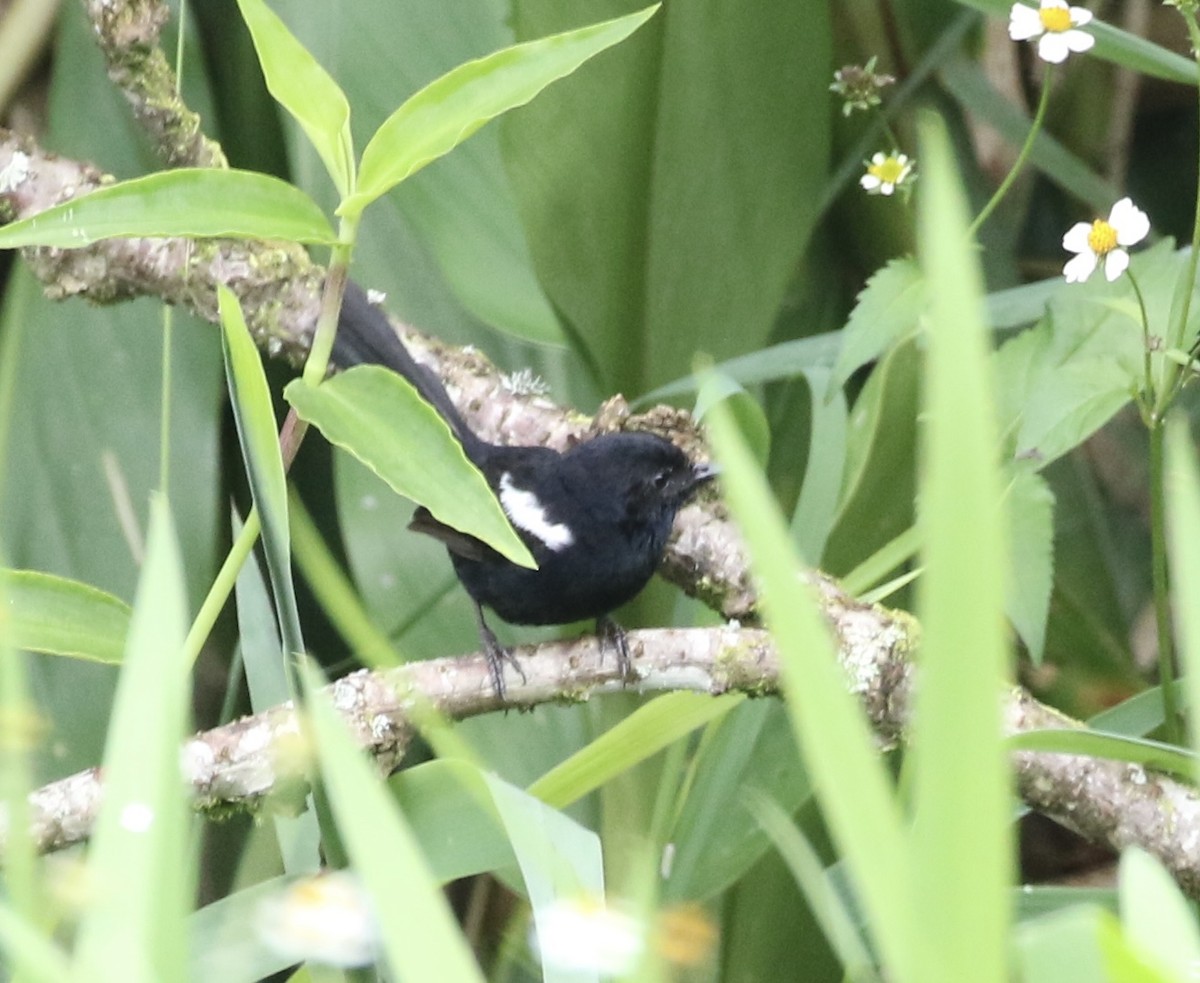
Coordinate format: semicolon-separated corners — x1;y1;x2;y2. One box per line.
499;472;575;551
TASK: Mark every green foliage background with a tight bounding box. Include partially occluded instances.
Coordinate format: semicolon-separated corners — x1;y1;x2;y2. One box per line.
4;0;1200;979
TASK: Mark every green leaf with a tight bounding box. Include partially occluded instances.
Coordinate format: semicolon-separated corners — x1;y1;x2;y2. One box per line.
234;0;354;198
830;258;926;392
790;368;849;564
0;169;334;248
1007;469;1054;663
911;114;1011;983
0;902;71;983
1166;417;1200;776
1013;906;1167;983
1119;847;1200;980
704;379;917;980
343;5;659;216
692;373;770;469
285;366;534;568
219;286;305;670
72;498;192;983
529;692;743;809
301;662;487;983
1007;728;1197;780
4;569;130;663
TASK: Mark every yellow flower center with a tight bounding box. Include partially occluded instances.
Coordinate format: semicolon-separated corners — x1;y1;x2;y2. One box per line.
868;156;906;185
1039;6;1072;32
1087;219;1118;256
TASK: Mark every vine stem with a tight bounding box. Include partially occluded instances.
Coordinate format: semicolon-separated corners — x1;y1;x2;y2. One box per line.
966;63;1054;240
1149;418;1183;746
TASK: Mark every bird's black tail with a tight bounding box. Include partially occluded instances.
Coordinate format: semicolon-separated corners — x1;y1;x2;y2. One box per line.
333;281;480;452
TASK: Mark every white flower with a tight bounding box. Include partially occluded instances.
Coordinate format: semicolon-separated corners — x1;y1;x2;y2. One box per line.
533;897;644;975
1062;197;1150;283
1009;1;1095;63
860;152;914;197
256;871;378;969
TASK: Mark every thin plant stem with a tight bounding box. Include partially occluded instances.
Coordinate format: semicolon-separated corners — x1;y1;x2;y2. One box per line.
1149;419;1183;746
159;305;173;496
1126;269;1155;417
184;507;260;666
966;64;1054;240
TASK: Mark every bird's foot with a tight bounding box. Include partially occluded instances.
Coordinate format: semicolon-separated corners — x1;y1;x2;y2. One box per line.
596;615;633;683
475;605;526;700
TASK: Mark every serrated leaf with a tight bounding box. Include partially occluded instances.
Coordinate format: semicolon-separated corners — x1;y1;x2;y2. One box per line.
0;169;333;247
830;258;926;393
343;6;659;216
4;569;129;664
235;0;354;197
285;366;534;568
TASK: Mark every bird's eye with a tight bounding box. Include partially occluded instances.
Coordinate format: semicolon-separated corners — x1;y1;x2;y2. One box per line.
653;469;670;489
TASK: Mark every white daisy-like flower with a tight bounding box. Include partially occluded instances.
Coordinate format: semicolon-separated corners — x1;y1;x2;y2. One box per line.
256;870;378;969
1062;197;1150;284
1009;0;1095;64
860;152;914;197
533;896;645;975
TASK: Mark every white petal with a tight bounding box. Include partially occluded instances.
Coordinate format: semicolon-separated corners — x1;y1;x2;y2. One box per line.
1063;251;1097;283
861;174;881;191
1062;29;1095;53
1040;0;1069;9
879;182;897;196
870;152;887;165
1103;249;1130;281
1062;222;1093;253
1037;33;1071;63
1110;198;1150;245
1008;4;1044;40
1068;6;1093;26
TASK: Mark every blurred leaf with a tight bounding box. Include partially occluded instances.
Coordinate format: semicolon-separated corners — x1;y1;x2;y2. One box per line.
704;382;917;980
0;169;334;247
1008;469;1054;663
1007;728;1196;779
506;0;831;394
344;6;660;217
665;701;812;903
4;569;129;664
1119;847;1200;980
219;286;304;668
286;366;534;568
1087;684;1181;739
234;0;354;197
830;258;926;392
1013;906;1168;983
0;903;71;983
911;114;1011;983
529;692;743;809
692;373;770;469
987;276;1067;332
1166;417;1200;774
1015;886;1118;922
72;498;192;983
822;341;921;575
939;57;1115;213
189;876;296;983
790;368;849;564
301;662;486;983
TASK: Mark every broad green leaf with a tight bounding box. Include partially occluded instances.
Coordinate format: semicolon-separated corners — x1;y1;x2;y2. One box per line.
1007;728;1196;779
0;903;71;983
0;169;333;248
1119;847;1200;980
285;366;534;568
1007;469;1054;663
912;114;1011;983
830;258;926;392
189;876;296;983
72;498;192;983
1088;683;1186;739
301;662;486;983
234;0;354;198
529;692;743;809
1166;417;1200;776
1013;906;1168;983
790;368;849;564
343;6;659;216
4;569;129;664
219;286;305;671
704;383;917;981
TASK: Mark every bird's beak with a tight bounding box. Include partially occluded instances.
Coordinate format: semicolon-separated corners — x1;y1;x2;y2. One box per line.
691;461;719;486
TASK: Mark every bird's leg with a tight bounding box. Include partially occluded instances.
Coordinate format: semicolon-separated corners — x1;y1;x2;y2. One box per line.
474;600;526;699
596;615;633;682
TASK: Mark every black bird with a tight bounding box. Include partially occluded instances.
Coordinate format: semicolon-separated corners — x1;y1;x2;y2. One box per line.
333;282;716;695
